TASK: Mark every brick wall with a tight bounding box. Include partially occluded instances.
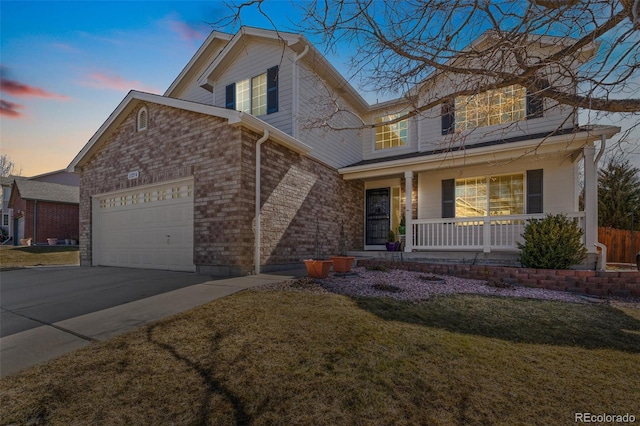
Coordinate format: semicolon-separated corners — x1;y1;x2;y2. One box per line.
258;138;364;267
79;101;364;275
357;260;640;298
16;195;78;245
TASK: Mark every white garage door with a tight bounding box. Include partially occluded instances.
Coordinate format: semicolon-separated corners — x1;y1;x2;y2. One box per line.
93;179;194;272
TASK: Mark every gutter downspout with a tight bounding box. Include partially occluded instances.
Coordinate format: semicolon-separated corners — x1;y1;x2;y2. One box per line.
33;200;38;246
255;130;269;275
594;133;607;271
292;44;310;139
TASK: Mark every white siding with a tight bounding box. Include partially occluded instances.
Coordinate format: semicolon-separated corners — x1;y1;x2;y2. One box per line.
295;58;363;168
178;80;214;105
169;46;224;105
213;39;294;135
361;104;416;161
415;69;577;154
417;154;577;220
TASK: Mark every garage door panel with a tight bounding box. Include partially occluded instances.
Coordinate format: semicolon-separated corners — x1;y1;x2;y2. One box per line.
94;179;194;272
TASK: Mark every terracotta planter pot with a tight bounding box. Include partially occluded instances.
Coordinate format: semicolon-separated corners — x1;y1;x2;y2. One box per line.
304;259;333;278
20;238;32;246
330;256;355;273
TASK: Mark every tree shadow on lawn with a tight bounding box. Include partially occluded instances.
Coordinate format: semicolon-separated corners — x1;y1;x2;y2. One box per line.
355;294;640;353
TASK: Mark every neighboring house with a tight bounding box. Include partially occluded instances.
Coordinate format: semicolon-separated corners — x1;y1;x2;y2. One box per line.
1;176;26;243
68;27;619;275
8;179;79;245
30;169;80;186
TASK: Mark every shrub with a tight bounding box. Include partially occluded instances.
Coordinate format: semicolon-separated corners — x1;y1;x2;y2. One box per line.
518;214;587;269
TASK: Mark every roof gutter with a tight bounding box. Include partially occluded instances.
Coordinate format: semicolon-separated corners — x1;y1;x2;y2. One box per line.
339;125;620;180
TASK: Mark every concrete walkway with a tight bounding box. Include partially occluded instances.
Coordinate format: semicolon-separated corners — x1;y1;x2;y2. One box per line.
0;270;305;378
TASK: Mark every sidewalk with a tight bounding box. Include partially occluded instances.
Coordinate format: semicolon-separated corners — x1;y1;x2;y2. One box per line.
0;269;305;378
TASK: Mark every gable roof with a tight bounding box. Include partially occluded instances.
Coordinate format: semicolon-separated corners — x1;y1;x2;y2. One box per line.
186;26;370;113
164;30;234;98
0;175;26;188
67;90;312;172
10;179;79;205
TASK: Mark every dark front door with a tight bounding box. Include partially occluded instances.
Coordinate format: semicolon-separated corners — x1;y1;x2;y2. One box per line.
366;188;390;245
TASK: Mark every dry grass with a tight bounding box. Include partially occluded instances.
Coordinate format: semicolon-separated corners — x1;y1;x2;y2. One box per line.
1;282;639;425
0;245;79;269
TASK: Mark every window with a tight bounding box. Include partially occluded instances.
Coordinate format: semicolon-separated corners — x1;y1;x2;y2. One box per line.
3;214;9;227
375;114;408;150
443;172;529;218
455;85;526;131
251;73;267;116
137;107;148;131
442;86;544;134
236;79;251;113
225;66;278;116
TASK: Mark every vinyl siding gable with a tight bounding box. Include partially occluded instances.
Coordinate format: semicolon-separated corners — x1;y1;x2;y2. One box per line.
212;39;294;136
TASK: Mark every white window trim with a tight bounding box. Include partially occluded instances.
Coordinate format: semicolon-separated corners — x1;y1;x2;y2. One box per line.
372;114;409;152
234;71;268;116
455;172;525;218
454;85;527;132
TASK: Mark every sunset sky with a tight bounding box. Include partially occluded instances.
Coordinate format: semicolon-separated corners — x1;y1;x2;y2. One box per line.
1;1;638;177
1;0;302;176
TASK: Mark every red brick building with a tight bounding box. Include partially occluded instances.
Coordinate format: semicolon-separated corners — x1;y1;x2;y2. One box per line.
9;179;79;245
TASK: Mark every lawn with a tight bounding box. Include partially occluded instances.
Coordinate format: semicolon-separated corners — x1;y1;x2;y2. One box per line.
0;245;79;269
1;281;639;425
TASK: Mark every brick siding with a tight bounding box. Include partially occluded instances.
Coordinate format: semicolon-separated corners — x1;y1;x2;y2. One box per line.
258;138;364;266
79;102;364;275
13;194;78;244
357;260;640;297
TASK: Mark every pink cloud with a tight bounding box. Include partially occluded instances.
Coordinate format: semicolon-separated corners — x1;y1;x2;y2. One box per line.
0;77;70;100
167;18;208;42
0;99;24;118
52;42;82;53
81;72;160;94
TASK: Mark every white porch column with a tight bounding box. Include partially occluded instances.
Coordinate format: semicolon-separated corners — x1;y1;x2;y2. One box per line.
583;142;598;254
404;170;413;252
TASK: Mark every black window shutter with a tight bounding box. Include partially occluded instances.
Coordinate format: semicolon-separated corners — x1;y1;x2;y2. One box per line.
442;179;455;218
526;92;544;119
441;100;455;135
267;66;279;114
526;169;543;214
225;83;235;110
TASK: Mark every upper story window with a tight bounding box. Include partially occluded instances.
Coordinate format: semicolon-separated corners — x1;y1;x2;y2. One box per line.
441;85;544;135
226;66;278;116
456;85;526;131
375;114;408;150
137;107;148;132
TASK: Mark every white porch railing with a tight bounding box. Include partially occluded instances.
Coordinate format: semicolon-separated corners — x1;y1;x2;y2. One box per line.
412;213;585;252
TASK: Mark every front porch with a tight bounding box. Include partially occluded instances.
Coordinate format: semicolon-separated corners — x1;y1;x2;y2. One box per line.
349;212;599;269
410;212;585;252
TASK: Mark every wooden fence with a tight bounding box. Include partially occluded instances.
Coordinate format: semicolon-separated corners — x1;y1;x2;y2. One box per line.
598;227;640;263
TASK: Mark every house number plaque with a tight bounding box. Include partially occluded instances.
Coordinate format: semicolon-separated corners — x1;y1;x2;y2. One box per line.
127;171;139;180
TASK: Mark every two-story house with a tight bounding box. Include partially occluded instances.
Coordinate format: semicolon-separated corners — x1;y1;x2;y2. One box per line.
68;27;619;275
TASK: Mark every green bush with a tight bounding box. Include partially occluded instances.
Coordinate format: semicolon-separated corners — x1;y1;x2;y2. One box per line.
518;214;587;269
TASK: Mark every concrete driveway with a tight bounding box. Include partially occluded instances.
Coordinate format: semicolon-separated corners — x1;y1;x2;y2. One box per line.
1;266;216;338
0;265;305;377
